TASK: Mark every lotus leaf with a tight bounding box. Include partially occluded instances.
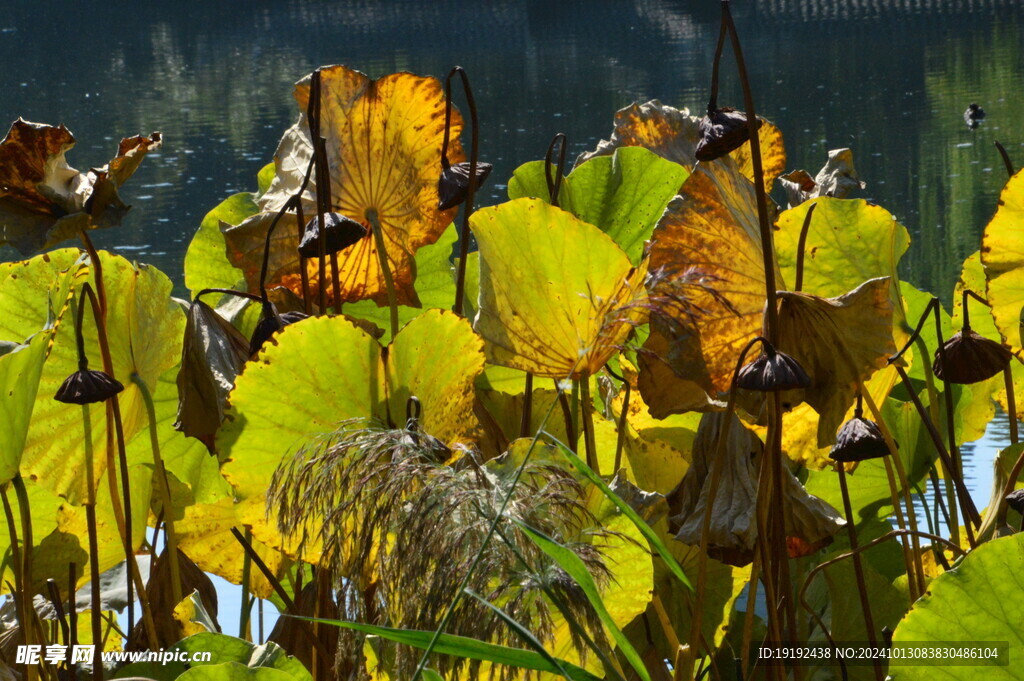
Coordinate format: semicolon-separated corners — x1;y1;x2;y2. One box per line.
471;198;647;379
0;119;160;254
982;169;1024;356
222;66;462;305
508;146;689;263
890;533;1024;680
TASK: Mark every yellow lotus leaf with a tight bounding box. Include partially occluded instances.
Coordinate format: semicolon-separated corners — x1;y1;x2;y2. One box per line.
471;198;648;379
636;319;727;417
774;278;896;447
774;197;910;333
647;162;781;394
219;310;484;501
578;99;786;192
172;497;290;600
982;168;1024;356
222;65;463;305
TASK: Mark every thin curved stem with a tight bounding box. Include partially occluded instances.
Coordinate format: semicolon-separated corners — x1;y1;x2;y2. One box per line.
544;133;568;207
995;141;1015;178
447;66;482;318
793;202;818;292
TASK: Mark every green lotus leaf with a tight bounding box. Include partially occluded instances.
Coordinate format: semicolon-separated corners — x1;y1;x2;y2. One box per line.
184;191;258;298
508;146;689;264
178;662;295;681
982;169;1024;356
471;197;648;379
1;250;184;502
890;533;1024;680
219;310;483;500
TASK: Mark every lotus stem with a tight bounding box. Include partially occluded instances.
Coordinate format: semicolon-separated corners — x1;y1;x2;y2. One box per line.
837;466;884;681
366;209;399;338
932;299;977;547
605;365;631;474
296;202;312;314
240;528;253;641
1005;365;1018;444
685;335;765;677
78;284;160;649
545;133;568;207
554;379;577;451
519;373;533;439
793;201;818;292
196;288;265;305
46;579;70;648
0;486;33;681
132;373;182;607
446;67;482;318
81;405;103;681
995;140;1015;178
891;363;981;527
740;554;761;681
579;376;599;473
229;527;333;668
853;387;923;601
707;0;728;114
68;563;78;658
330;252;342;314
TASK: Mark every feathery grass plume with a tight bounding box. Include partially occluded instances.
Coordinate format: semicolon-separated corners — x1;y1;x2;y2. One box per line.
267;416;613;680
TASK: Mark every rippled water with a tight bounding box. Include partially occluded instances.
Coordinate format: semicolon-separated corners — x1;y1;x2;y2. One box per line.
3;0;1022;635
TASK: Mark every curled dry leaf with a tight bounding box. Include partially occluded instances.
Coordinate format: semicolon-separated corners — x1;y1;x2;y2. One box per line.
222;65;463;306
778;147;866;208
577;99;785;193
0;119;160;254
174;299;251;450
127;548;219;650
671;412;845;567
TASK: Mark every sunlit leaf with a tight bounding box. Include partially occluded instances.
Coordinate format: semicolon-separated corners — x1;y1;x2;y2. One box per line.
982;169;1024;357
774;197;910;327
471;198;647;379
508;146;689;263
223;66;462;305
184;192;258;297
219;310;483;501
2;250;184;502
890;533;1024;680
647;162;780;394
0;119;160;254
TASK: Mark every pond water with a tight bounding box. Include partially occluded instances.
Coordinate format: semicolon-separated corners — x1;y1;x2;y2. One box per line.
2;0;1022;638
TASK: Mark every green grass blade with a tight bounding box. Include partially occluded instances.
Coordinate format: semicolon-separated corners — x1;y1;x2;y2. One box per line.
552;438;694;591
508;519;652;681
463;589;575;680
300;617;602;681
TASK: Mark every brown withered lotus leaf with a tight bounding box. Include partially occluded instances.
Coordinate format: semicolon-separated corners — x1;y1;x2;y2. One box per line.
671;412;845;566
577;99;785;192
54;369;124;405
695;107;759;162
773;277;896;447
646;163;782;394
829;416;891;463
127;548;219;650
779;148;865;208
636;317;726;418
268;574;339;675
736;345;811;392
297;211;367;258
0;119;160;254
438;160;493;210
223;66;463;305
932;329;1012;384
174;299;250;449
